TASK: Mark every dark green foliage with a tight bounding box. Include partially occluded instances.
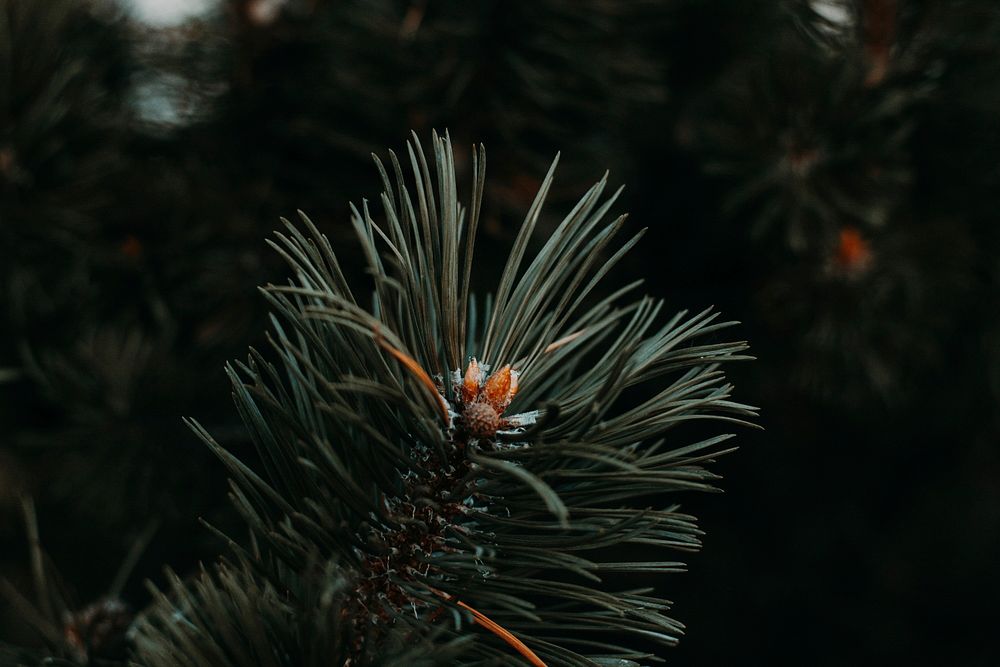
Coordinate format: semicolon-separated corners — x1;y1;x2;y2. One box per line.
690;51;921;250
0;0;254;540
757;215;974;403
0;498;150;667
3;0;999;665
0;0;132;377
159;133;752;665
0;0;132;248
679;0;1000;404
134;557;468;667
686;2;929;251
158;0;663;226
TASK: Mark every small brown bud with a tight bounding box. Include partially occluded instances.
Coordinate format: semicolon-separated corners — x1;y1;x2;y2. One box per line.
463;402;501;439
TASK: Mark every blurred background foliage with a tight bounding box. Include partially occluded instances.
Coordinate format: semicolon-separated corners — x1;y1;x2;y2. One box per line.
1;0;998;664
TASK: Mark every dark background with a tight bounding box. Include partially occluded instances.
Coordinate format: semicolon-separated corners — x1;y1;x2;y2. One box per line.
1;0;998;664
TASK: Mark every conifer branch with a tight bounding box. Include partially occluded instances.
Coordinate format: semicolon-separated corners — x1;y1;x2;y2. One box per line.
134;132;755;665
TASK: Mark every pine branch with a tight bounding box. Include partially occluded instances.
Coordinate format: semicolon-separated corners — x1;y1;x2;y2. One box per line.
137;132;755;665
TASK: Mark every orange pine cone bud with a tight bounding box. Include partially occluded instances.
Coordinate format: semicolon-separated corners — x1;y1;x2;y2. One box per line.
481;364;512;411
462;358;482;404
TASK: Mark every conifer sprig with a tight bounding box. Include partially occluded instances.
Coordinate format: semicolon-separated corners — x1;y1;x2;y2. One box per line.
141;132;755;665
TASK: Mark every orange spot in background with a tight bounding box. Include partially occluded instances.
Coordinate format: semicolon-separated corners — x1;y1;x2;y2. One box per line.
835;227;871;271
120;235;143;259
863;0;898;87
